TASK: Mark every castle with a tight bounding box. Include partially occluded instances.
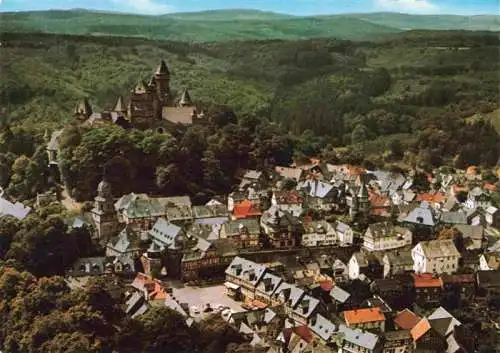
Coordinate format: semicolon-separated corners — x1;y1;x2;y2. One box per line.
74;59;207;129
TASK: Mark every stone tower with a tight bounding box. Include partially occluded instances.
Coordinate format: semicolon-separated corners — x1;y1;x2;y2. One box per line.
141;242;163;277
74;98;93;121
154;59;171;106
91;179;119;240
358;181;370;218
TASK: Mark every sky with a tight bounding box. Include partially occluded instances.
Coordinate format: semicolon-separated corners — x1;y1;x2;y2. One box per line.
0;0;498;15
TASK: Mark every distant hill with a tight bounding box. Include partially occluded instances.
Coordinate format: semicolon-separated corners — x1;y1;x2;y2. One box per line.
0;10;400;42
1;9;497;43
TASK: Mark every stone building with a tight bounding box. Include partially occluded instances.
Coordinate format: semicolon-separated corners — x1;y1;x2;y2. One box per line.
91;179;119;240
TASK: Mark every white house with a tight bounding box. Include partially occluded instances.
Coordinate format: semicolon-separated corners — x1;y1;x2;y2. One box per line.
271;189;304;216
348;252;369;280
412;239;461;275
301;221;338;247
363;222;412;252
479;252;500;271
334;221;354;246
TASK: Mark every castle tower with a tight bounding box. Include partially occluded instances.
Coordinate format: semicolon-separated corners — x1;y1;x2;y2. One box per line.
91;179;119;240
141;242;163;277
113;95;126;114
74;98;93;121
154;59;171;106
179;89;193;107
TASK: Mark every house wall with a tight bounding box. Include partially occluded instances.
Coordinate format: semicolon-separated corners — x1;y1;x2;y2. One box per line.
338;228;354;245
348;257;360;280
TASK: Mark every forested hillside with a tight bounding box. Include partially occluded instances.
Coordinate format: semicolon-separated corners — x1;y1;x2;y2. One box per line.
0;30;499;193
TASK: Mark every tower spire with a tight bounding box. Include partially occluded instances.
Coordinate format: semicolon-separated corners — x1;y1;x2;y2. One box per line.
156;59;170;75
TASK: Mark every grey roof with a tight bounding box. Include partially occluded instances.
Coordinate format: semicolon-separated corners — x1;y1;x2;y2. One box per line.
293;295;320;318
371;171;406;194
159;195;192;207
70;257;107;276
107;226;139;254
192;204;228;220
417;239;461;259
273;282;305;308
384;250;413;266
335;221;350;234
243;170;263;180
428;307;461;337
256;272;282;295
149;218;184;249
330;286;351;303
223;218;261;236
303;179;334;198
156;59;169;75
337;324;379;350
0;197;31;220
440;211;468;225
47;129;64;151
308;314;336;341
275;166;303;181
225;256;267;287
115;193;166;219
402;201;436;226
453;224;484;241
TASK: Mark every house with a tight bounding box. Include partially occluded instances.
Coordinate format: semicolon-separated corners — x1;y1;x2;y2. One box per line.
416;192;446;209
335;324;381;353
229;307;284;340
479;252;500;270
148;218;188;251
271;189;304;216
164;196;193;225
412;273;442;306
370;279;405;304
68;257;107;277
427;307;461;339
130;272;169;305
220;218;261;250
307;313;336;344
240;169;267;190
272;282;305;314
400;201;438;229
180;236;224;281
476;270;500;297
412;240;461;275
275;166;303;182
106;225;142;258
382;330;413;353
329;285;352;312
369;193;392;218
453;224;484;250
343;307;386;332
410;318;448;353
391;189;416;206
290;294;321;325
255;272;282;304
300;179;337;211
301;220;339;247
192;204;228;225
363;222;412;252
383;251;413;278
370;170;406;196
440;274;475;299
114;193;167;230
332;258;349;283
393;308;421;331
260;206;303;249
485;206;500;227
335;221;354;246
232;199;262;220
225;256;267;301
348;252;368;280
440;211;468;226
276;326;315;353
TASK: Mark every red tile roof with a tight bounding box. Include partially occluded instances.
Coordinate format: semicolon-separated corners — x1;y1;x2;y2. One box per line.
411;318;431;341
233;200;262;219
413;273;442;288
416;192;446;204
293;326;314;343
343;307;385;325
394;309;422;330
484;183;497;192
320;280;334;292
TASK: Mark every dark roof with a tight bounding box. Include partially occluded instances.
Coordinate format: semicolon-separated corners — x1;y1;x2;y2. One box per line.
156;59;169;75
113;95;126;112
477;270;500;287
179;89;192;106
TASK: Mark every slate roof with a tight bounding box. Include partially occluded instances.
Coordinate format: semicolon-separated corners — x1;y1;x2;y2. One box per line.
402;201;437;226
0;197;31;220
225;256;267;287
371;170;406;194
330;285;351;303
256;272;282;295
275;166;303;181
384;250;413;266
335;221;350;234
293;295;320;318
440;211;468;225
223;218;261;236
302;179;335;198
417;239;461;259
337;324;379;350
192;204;228;220
149;218;184;249
115;193;166;219
428;307;461;337
156;59;169;75
308;314;336;341
107;226;140;254
273;282;305;308
70;257;107;276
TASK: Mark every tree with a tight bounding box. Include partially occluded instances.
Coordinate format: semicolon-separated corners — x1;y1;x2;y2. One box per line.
137;307;194;353
351;124;369;144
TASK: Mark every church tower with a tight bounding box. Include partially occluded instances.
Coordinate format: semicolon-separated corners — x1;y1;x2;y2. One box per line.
91;179;119;240
154;59;171;106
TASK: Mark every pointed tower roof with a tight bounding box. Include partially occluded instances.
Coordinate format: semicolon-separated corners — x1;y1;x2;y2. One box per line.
148;75;156;87
179;89;192;107
74;98;93;118
156;59;170;75
113;96;126;112
134;80;148;94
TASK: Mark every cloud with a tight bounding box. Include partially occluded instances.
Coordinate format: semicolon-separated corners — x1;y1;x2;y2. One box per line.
111;0;174;14
375;0;439;13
